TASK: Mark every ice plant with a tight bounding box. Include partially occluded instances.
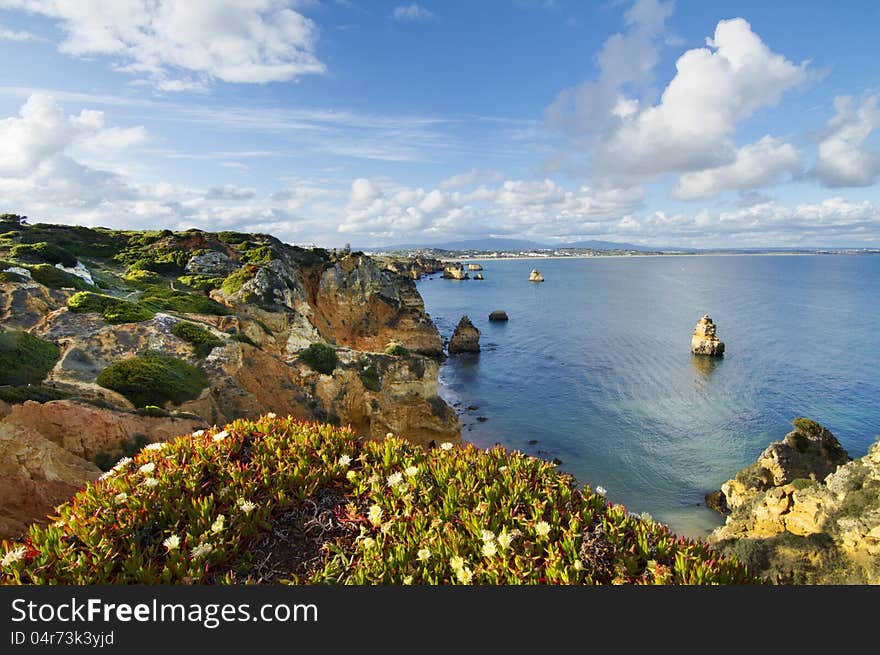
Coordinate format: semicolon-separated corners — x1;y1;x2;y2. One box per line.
114;492;128;505
480;530;495;543
497;532;513;549
405;466;419;477
417;548;431;561
191;543;213;559
535;521;551;537
440;442;453;451
211;515;226;534
338;454;352;467
237;499;256;515
387;472;403;488
144;442;166;451
482;542;498;557
212;430;229;442
367;505;383;527
163;535;180;551
138;462;156;475
142;477;159;488
1;546;26;567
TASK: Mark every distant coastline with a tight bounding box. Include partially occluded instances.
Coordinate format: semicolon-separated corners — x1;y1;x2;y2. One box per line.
428;250;878;264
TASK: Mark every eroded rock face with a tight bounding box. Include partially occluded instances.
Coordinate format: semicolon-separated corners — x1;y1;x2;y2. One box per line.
449;315;480;354
529;269;544;282
185;251;237;276
442;264;468;280
691;314;724;356
708;419;879;584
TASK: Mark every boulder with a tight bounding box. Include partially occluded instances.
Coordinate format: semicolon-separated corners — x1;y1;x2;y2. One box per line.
467;264;483;271
529;269;544;282
488;310;509;322
442;264;469;280
448;315;480;354
474;273;484;280
185;251;237;276
690;314;724;356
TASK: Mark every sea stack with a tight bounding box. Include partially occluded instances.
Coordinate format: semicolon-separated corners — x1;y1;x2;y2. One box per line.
442;263;468;280
488;310;509;322
467;263;483;271
691;314;724;356
529;269;544;282
449;315;480;353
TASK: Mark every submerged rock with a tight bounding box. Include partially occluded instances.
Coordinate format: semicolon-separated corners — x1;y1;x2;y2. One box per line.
690;314;724;356
449;315;480;354
529;269;544;282
488;310;509;322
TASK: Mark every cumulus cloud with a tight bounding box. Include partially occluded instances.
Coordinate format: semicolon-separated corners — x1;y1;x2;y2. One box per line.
439;168;502;190
0;0;325;89
812;95;880;188
392;4;434;22
672;136;800;199
0;24;36;40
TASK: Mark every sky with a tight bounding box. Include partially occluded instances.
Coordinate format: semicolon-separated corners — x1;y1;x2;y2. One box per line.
0;0;878;248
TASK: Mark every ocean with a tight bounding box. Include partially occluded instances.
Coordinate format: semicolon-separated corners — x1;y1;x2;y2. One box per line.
416;254;880;538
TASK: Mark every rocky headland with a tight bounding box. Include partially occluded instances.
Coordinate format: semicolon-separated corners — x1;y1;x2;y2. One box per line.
0;220;458;538
708;418;880;584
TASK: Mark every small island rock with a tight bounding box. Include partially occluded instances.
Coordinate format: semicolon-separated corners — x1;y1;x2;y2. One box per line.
488;310;509;322
691;314;724;356
442;263;469;280
448;315;480;354
474;273;484;280
467;263;483;271
529;269;544;282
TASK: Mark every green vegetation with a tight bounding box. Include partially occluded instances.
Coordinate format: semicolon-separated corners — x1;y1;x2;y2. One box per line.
10;242;77;268
92;434;151;472
789;478;814;491
140;286;231;316
221;267;257;295
28;264;95;291
177;275;224;291
793;418;824;438
171;322;223;358
299;343;338;375
0;385;68;404
230;332;258;348
67;292;155;324
239;246;279;265
0;271;27;284
0;330;60;385
123;269;166;287
358;359;380;392
384;343;410;356
0;419;759;585
96;353;208;408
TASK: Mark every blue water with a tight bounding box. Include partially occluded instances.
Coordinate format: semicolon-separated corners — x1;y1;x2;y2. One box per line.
417;255;880;538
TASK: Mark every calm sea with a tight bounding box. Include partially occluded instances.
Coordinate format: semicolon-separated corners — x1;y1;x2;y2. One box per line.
416;254;880;538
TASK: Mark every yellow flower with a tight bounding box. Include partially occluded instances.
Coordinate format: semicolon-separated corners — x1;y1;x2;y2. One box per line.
449;555;465;570
403;575;414;585
346;470;357;481
497;532;513;549
211;514;226;534
455;566;473;584
573;560;584;571
367;505;383;526
362;537;376;549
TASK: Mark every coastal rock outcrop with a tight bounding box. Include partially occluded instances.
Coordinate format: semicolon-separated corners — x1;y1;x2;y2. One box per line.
690;314;724;356
708;418;879;584
448;315;480;354
381;256;444;280
467;264;483;271
474;273;484;280
489;310;509;322
442;263;469;280
529;269;544;282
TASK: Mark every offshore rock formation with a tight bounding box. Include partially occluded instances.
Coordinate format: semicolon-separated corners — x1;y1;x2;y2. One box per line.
708;419;880;584
448;315;480;354
442;263;468;280
379;255;444;280
489;310;509;321
467;263;483;271
691;314;725;356
0;223;459;538
529;269;544;282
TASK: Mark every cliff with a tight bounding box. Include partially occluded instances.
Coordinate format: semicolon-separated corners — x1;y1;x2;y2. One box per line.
0;221;458;538
708;418;879;584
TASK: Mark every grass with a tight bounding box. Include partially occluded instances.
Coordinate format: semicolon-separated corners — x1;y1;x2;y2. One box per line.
95;353;208;408
140;286;231;316
27;264;95;291
9;242;77;268
0;330;61;385
177;275;224;291
0;418;760;585
299;343;338;375
221;267;258;295
171;322;224;358
67;292;155;324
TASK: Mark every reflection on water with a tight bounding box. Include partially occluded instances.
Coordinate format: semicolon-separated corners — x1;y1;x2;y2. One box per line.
691;354;722;378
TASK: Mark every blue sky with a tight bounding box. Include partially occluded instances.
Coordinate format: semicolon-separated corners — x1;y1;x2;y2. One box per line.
0;0;878;248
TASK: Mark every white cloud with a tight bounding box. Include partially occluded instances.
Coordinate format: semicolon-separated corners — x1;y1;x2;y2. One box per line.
672;136;800;199
812;95;880;188
0;0;325;89
392;4;434;22
439;168;502;190
0;24;36;40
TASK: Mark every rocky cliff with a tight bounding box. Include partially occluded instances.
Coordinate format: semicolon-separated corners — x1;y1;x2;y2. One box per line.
708;418;879;584
0;221;459;538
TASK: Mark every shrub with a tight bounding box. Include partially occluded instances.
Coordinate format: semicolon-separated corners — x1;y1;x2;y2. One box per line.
0;271;27;284
0;419;761;585
299;343;338;375
239;246;279;265
67;292;155;324
230;332;258;348
0;330;60;385
793;418;824;438
140;286;231;316
96;353;208;408
177;275;224;291
358;359;380;391
384;343;410;356
10;242;77;267
221;268;257;295
0;385;67;404
171;322;223;358
28;264;94;291
123;269;166;287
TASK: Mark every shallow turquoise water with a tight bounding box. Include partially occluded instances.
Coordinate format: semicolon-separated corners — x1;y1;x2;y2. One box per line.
417;254;880;538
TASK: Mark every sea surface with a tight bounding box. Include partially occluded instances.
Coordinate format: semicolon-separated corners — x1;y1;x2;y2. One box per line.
416;254;880;538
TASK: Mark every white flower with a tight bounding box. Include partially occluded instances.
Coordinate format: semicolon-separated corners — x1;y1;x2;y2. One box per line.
1;546;26;567
367;474;380;485
449;555;465;570
497;532;513;549
386;432;394;438
499;466;508;472
98;470;114;481
367;505;383;526
238;499;257;515
211;515;226;534
595;486;607;496
455;566;473;584
403;575;414;585
52;519;65;528
212;430;229;442
338;454;352;467
191;543;213;559
405;466;419;477
482;541;497;557
417;548;431;561
387;472;403;488
346;470;357;481
114;492;128;505
265;412;277;419
440;442;453;451
535;521;551;537
144;442;166;451
362;537;376;549
163;535;180;551
573;560;584;571
192;430;205;437
480;529;496;543
113;457;132;470
142;477;159;489
138;462;156;475
398;482;409;493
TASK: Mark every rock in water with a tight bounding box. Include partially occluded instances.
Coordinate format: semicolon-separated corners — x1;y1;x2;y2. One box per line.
449;315;480;354
529;269;544;282
690;314;724;356
442;263;469;280
488;310;509;322
474;273;484;280
467;264;483;271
